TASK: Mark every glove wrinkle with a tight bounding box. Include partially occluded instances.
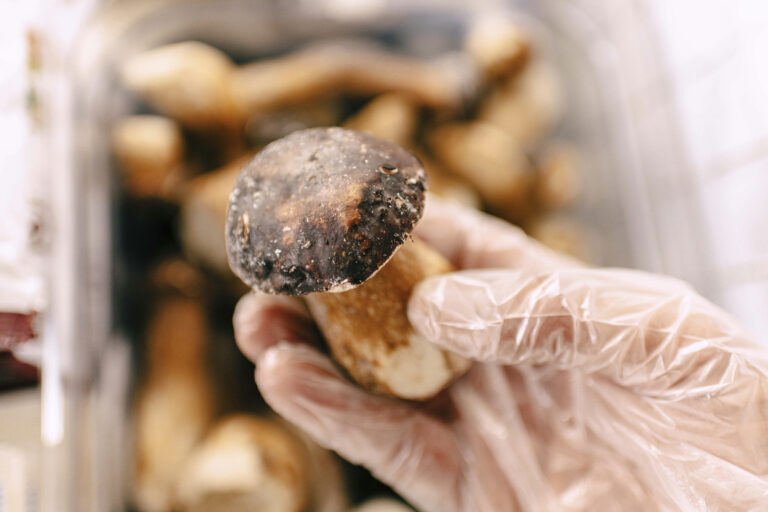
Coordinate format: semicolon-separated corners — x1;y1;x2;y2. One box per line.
240;199;768;511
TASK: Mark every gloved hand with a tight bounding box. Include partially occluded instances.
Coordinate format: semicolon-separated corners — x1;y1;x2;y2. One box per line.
234;198;768;512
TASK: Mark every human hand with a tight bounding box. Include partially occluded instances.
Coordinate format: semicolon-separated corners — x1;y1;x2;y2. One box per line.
234;198;768;511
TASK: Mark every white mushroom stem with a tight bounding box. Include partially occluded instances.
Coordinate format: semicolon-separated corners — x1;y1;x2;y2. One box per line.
478;60;563;147
181;154;254;274
306;238;470;401
133;298;214;512
465;17;530;79
175;415;310;512
430;121;533;219
343;93;419;148
121;42;242;129
233;42;470;115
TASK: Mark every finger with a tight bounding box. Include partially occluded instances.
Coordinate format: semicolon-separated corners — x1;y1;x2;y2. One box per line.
256;343;465;512
414;195;579;271
233;292;320;363
408;267;738;390
452;366;546;512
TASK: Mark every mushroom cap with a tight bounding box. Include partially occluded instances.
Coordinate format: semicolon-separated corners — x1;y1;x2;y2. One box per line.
226;127;426;295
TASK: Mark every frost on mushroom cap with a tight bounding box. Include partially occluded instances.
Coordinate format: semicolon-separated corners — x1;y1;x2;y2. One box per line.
226;127;427;295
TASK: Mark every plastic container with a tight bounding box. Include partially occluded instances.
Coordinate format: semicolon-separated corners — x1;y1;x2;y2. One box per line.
40;1;711;511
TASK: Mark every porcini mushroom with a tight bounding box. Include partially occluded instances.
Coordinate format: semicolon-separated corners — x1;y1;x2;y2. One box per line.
343;93;419;148
121;42;242;130
112;115;185;199
133;296;214;512
232;41;472;115
464;17;530;79
478;60;563;147
175;415;310;512
181;153;256;274
430;121;533;221
226;127;469;400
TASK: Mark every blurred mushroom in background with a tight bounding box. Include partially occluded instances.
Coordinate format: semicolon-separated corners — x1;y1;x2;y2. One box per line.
232;40;474;115
464;16;530;80
180;153;255;275
343;93;419;147
121;42;242;130
112;115;185;199
132;294;214;512
430;121;534;221
478;60;563;148
175;415;312;512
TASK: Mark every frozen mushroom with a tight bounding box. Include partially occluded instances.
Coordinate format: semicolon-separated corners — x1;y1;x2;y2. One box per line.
181;153;255;274
478;60;563;147
112;115;185;198
465;17;530;79
121;42;242;129
232;41;472;115
176;415;310;512
343;93;419;148
226;128;469;400
133;297;214;512
430;121;533;220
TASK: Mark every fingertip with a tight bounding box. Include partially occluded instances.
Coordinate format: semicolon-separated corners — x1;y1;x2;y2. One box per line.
407;275;445;343
255;343;352;426
254;342;295;402
255;342;331;395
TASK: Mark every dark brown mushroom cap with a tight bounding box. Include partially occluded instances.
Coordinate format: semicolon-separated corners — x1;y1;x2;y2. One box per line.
226;127;427;295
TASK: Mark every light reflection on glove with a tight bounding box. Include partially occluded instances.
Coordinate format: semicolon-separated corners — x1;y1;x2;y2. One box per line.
234;198;768;511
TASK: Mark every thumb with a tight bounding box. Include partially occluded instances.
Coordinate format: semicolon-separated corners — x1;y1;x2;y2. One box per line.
408;267;742;390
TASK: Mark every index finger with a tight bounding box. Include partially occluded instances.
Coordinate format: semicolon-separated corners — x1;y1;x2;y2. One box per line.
414;196;581;271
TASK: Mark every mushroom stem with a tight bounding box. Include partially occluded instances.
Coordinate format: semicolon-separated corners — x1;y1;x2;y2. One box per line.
111;115;185;199
175;415;311;512
305;237;469;401
232;42;471;114
181;153;255;274
133;297;214;512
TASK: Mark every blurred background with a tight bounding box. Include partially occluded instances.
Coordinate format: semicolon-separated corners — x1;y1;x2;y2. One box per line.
1;0;767;511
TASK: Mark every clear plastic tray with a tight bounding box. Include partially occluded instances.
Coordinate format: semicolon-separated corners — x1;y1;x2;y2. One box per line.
41;0;710;510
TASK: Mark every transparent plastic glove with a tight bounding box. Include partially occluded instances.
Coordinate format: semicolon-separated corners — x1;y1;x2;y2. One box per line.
234;198;768;512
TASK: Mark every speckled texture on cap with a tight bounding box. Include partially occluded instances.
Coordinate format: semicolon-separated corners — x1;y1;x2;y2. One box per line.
226;127;426;295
